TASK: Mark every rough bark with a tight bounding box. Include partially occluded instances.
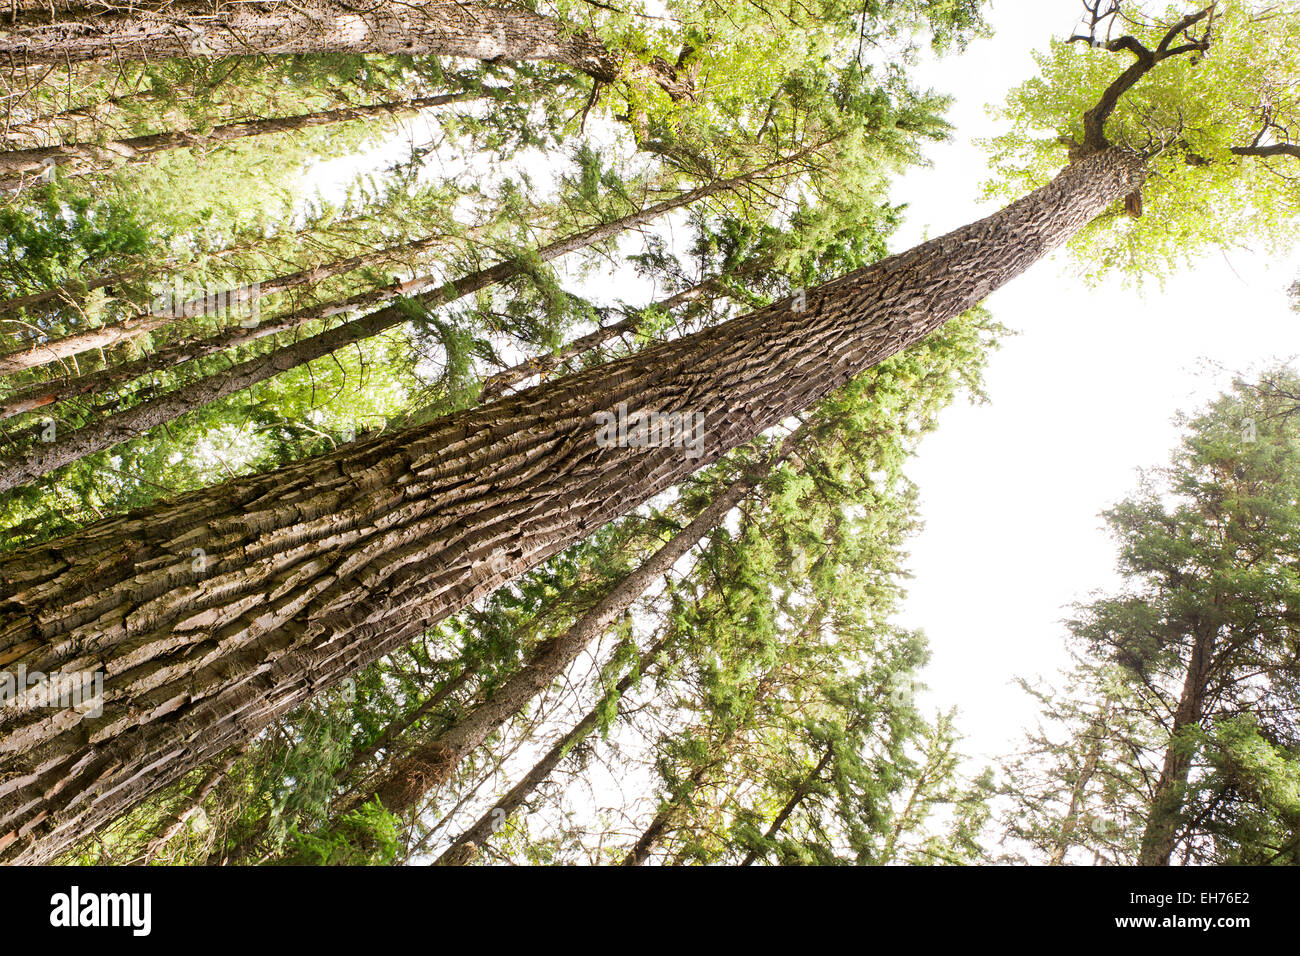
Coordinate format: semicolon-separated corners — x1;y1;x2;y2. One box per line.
0;148;1146;864
0;2;692;98
355;445;785;818
0;91;478;193
0;163;769;488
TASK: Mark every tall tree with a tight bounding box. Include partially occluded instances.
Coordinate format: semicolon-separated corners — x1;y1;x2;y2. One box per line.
1;1;1295;864
0;153;806;489
1001;371;1300;865
0;2;695;99
0;90;483;192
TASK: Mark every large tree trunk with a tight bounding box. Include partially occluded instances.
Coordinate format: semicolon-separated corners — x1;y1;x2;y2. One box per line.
0;1;691;97
0;148;1146;864
0;91;478;193
1137;630;1212;865
0;163;773;488
354;441;789;818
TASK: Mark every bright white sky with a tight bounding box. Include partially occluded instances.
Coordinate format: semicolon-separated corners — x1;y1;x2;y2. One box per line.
891;0;1299;767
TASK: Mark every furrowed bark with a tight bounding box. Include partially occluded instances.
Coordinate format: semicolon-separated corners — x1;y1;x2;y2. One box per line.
0;1;691;98
0;148;1146;864
0;161;776;487
0;91;480;192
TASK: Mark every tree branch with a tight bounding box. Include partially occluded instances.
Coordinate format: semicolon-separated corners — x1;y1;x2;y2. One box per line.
1074;3;1217;155
1231;143;1300;160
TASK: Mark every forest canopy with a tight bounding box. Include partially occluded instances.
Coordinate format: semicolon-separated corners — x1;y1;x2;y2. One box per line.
0;0;1294;872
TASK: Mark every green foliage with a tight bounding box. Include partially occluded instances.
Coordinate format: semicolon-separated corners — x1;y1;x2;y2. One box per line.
282;799;403;866
1002;369;1300;864
983;2;1300;282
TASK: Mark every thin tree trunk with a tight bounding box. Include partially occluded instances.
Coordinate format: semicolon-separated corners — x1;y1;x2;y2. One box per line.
0;160;779;487
0;148;1147;864
434;631;672;865
0;208;344;321
0;2;691;98
4;89;155;145
620;757;715;866
0;91;480;191
479;268;751;402
140;745;243;863
337;668;474;785
0;212;471;381
738;746;836;866
1047;706;1111;866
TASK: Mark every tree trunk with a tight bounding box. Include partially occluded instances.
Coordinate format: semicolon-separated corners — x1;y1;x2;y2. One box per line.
337;668;474;786
0;162;773;488
0;148;1146;864
479;268;752;402
3;88;160;147
1137;629;1212;865
433;632;671;866
738;745;836;866
0;218;306;324
0;91;479;192
0;224;491;422
0;2;691;98
1047;705;1111;866
140;744;243;863
353;440;789;818
0;209;472;381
